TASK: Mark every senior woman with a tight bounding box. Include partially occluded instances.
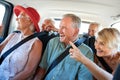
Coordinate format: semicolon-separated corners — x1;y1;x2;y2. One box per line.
0;5;42;80
69;28;120;80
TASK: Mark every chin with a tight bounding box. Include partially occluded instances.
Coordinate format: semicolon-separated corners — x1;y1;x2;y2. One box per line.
60;37;64;42
60;38;63;42
96;53;104;57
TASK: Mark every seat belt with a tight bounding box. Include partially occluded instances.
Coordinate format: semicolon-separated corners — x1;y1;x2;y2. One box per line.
0;32;46;65
43;37;86;79
96;56;113;73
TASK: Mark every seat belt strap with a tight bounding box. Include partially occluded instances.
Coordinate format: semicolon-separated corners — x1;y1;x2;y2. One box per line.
43;37;86;79
0;32;46;65
96;56;113;73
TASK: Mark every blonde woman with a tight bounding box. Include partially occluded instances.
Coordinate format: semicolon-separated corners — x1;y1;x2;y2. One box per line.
69;28;120;80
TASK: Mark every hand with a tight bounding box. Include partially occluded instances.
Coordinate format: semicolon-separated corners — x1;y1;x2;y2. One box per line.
46;24;57;32
69;41;85;62
43;25;53;31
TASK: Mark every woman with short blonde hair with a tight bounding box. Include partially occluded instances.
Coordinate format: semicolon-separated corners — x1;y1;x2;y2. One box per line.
69;28;120;80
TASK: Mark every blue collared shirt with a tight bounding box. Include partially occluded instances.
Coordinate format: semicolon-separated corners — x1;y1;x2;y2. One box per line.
40;37;94;80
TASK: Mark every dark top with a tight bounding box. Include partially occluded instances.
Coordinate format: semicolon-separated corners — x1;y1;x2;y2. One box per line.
0;37;3;43
113;64;120;80
38;31;59;54
83;34;96;53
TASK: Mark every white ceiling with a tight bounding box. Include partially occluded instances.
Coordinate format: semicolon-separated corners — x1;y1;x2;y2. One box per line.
6;0;120;27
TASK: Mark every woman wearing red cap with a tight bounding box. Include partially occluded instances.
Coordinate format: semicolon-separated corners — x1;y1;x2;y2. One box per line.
0;5;42;80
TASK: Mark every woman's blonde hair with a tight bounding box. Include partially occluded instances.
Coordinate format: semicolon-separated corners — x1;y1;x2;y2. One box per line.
97;28;120;51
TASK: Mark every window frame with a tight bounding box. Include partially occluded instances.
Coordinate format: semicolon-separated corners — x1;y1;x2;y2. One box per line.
0;0;13;40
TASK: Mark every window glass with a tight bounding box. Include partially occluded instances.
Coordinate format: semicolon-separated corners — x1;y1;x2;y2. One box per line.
0;0;13;43
79;22;89;34
0;4;5;41
111;21;120;32
54;19;61;29
0;4;5;25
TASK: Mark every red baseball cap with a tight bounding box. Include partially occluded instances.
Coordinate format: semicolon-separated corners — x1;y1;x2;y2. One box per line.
14;5;40;32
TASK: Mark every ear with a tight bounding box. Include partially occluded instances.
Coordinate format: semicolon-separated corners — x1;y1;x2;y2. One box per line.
73;28;79;36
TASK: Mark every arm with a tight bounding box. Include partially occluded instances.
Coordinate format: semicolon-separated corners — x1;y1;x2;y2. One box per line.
46;24;58;32
34;38;55;80
81;56;113;80
69;41;113;80
0;33;15;53
33;67;46;80
12;39;43;80
33;40;51;80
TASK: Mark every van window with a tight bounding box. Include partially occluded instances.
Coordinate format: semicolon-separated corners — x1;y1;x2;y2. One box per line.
0;4;5;25
0;4;5;42
80;22;89;34
111;21;120;32
0;0;13;42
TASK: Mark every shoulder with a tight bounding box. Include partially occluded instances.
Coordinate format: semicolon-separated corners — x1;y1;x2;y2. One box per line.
34;38;43;46
49;37;60;43
79;43;93;55
31;38;43;53
81;43;92;51
46;37;60;49
3;32;19;42
8;30;21;38
0;32;20;48
80;43;94;60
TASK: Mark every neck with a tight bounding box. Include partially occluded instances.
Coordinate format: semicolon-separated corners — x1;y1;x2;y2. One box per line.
22;29;34;36
64;37;78;47
103;53;117;59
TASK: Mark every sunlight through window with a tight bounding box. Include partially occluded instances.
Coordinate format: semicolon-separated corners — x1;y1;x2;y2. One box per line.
0;4;5;25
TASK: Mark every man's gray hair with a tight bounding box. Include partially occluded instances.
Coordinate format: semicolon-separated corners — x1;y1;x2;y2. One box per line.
63;14;81;28
43;18;55;24
90;22;100;28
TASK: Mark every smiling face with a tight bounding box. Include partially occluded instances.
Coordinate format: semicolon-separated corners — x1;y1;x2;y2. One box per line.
94;28;120;57
41;19;55;31
95;37;113;57
59;17;79;45
88;23;99;37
